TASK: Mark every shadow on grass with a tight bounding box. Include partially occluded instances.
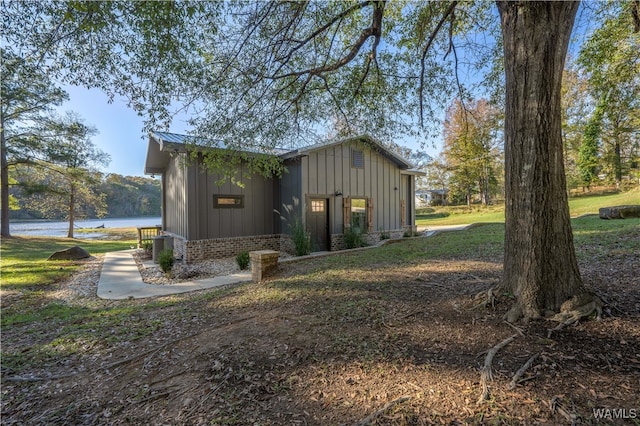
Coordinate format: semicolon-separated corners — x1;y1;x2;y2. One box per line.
2;221;639;424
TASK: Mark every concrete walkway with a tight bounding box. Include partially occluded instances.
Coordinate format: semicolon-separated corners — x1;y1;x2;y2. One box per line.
417;224;474;236
97;250;251;300
97;225;474;300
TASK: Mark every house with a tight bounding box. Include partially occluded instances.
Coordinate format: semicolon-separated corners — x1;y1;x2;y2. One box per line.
144;131;424;263
416;189;448;206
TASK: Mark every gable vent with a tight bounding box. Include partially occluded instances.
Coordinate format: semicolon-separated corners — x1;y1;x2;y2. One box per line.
352;149;364;168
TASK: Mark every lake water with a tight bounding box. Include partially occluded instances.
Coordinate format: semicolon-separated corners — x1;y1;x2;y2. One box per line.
9;217;162;239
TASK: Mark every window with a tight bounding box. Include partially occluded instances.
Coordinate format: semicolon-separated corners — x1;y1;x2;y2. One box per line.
351;198;367;231
352;149;364;168
311;199;325;213
213;195;244;208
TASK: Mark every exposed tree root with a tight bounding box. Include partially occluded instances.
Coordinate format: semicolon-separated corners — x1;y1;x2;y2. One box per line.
547;294;603;338
548;395;581;424
503;320;525;337
508;353;538;390
472;288;497;310
477;334;517;404
353;396;411;426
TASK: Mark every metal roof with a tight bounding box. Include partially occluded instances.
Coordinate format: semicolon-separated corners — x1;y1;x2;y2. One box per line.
146;131;418;172
149;131;290;156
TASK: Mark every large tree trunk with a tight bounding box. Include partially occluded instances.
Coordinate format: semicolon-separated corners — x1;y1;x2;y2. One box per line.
68;184;75;239
497;1;591;322
1;112;10;238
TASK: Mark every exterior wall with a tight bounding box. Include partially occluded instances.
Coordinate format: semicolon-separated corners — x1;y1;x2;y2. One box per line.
158;137;420;261
278;159;303;227
295;139;405;235
163;154;190;239
186;156;279;240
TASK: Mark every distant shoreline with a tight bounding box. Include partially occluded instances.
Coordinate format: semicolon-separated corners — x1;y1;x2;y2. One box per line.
9;217;162;238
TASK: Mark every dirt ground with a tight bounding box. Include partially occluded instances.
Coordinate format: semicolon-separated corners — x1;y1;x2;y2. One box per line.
2;234;639;425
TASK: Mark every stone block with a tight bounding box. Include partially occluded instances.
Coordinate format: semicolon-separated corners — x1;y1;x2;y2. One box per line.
250;250;280;282
47;245;90;261
599;205;640;219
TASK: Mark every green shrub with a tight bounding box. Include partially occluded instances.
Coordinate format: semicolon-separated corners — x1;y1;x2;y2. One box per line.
236;251;250;270
158;249;174;274
403;228;414;238
344;227;367;249
141;241;153;252
290;217;312;256
379;228;390;240
275;197;312;256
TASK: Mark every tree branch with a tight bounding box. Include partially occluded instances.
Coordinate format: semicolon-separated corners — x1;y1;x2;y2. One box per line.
274;1;376;64
419;1;458;126
271;1;385;79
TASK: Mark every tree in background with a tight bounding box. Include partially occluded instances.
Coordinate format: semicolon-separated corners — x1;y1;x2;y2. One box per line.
0;49;68;237
561;65;593;191
442;98;502;206
19;112;110;238
10;173;161;220
423;155;450;204
100;174;161;218
577;99;604;190
578;0;640;187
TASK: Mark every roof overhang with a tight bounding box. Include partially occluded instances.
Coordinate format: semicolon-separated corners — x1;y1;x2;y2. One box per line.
401;168;426;176
144;132;189;175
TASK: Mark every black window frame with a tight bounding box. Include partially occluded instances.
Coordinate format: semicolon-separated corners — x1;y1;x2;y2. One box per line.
213;194;244;208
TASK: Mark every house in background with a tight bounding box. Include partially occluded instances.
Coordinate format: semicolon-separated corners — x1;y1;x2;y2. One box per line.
416;189;448;206
144;131;424;263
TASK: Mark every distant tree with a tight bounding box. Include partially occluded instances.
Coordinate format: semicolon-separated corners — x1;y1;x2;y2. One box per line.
0;49;68;236
424;155;450;204
561;65;593;191
577;100;604;190
442;98;502;206
22;112;110;238
100;174;161;218
578;0;640;187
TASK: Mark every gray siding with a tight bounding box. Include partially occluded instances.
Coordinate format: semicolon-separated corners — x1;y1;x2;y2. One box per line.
186;157;277;240
164;154;190;238
279;160;303;230
298;140;405;233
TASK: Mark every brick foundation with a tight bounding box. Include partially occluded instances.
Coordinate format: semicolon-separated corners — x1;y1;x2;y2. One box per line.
166;233;285;263
165;227;414;264
330;228;410;251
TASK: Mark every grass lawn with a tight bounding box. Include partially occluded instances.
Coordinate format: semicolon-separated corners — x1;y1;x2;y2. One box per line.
417;187;639;226
1;230;137;291
1;214;639;424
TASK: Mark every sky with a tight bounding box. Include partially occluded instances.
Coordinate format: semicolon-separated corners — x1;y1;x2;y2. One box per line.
57;85;190;178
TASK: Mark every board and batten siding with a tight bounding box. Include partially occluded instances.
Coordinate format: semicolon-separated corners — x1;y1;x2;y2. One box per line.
163;154;190;238
298;140;404;234
279;160;303;224
184;157;278;240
